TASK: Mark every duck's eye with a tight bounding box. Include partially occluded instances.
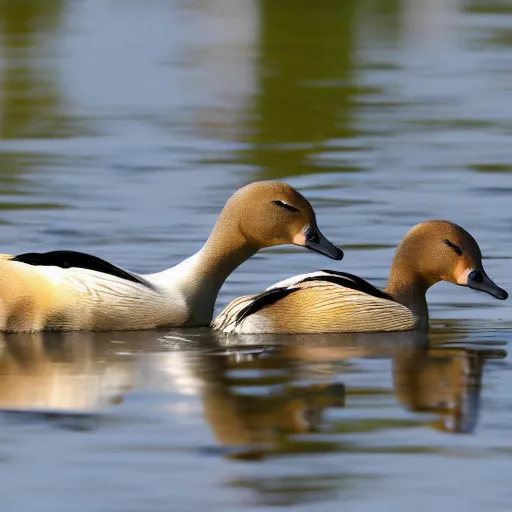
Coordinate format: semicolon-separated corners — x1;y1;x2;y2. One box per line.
469;270;484;283
443;239;463;256
272;200;299;212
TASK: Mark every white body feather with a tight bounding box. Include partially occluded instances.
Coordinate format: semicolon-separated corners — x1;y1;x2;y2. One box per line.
0;253;218;332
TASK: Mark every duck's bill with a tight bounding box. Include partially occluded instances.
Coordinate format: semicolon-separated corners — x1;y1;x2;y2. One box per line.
304;227;344;260
467;269;508;300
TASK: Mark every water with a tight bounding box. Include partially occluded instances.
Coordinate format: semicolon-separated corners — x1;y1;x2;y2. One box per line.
0;0;512;510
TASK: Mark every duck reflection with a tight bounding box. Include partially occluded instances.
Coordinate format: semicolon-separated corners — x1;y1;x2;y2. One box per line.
0;329;504;450
393;344;502;434
193;348;347;459
0;331;135;412
182;330;506;458
0;329;221;414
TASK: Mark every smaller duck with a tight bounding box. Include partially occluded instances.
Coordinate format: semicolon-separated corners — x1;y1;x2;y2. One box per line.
213;220;508;334
0;181;343;332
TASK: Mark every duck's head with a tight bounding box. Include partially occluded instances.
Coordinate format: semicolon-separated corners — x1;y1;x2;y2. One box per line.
222;181;343;260
396;220;507;300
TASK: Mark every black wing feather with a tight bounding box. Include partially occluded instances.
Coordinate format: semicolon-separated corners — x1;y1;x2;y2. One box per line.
11;250;149;286
235;287;298;324
299;269;391;300
234;270;389;326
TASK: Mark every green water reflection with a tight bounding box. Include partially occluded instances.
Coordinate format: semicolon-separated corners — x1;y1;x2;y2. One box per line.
0;0;71;214
245;0;359;179
0;0;69;140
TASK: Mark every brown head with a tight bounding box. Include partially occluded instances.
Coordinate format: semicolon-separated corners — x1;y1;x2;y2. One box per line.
213;181;343;260
389;220;507;300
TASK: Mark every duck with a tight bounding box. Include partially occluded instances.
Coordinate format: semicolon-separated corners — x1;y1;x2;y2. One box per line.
213;220;507;334
0;181;343;332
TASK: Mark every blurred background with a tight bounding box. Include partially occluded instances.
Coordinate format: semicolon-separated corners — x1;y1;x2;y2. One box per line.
0;1;512;511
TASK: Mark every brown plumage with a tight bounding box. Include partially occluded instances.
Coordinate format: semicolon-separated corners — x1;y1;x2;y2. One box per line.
213;220;508;334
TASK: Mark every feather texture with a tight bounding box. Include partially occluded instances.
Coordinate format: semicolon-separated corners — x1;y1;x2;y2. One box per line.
11;250;150;286
0;259;188;332
214;271;418;334
0;181;345;332
214;219;508;334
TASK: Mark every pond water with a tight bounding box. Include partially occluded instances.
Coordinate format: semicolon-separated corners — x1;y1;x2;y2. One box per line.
0;0;512;510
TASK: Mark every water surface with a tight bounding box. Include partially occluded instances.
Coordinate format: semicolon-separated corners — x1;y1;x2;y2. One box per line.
0;1;512;510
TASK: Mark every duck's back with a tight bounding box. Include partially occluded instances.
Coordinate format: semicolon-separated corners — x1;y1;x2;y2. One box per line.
214;271;419;334
0;253;189;332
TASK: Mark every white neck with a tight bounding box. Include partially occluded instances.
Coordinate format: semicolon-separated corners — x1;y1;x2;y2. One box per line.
145;240;257;326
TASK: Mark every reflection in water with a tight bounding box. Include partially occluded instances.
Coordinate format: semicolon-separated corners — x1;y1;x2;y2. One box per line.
393;345;498;434
246;0;360;179
0;329;506;507
195;332;506;461
0;329;503;443
0;0;67;140
0;332;134;412
0;0;74;214
190;0;259;141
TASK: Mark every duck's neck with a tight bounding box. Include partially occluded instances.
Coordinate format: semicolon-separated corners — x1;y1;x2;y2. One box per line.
384;264;434;329
158;220;260;325
194;228;259;298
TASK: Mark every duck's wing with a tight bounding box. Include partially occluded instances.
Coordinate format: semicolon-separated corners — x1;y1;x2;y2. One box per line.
213;270;416;334
5;250;170;330
212;287;297;333
11;250;154;288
